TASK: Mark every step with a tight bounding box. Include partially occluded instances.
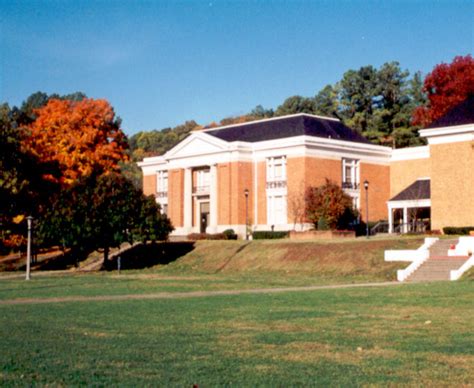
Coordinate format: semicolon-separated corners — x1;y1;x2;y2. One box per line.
429;238;459;256
405;255;469;282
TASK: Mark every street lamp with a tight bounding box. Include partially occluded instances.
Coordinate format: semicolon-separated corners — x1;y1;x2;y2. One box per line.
364;180;369;238
26;216;34;280
244;189;249;240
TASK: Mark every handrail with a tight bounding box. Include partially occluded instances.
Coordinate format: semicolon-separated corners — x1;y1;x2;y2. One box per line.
394;221;428;234
371;221;389;235
450;254;474;280
385;237;438;263
341;182;360;190
397;250;430;281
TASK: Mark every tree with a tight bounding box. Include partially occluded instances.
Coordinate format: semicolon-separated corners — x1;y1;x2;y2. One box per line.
275;95;316;116
0;104;60;252
37;172;173;267
313;85;338;117
413;55;474;126
338;65;378;133
249;105;274;119
25;98;128;186
20;91;87;123
305;179;355;230
288;183;307;231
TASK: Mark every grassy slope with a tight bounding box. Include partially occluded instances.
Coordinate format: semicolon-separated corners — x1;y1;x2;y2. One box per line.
159;237;424;279
0;282;472;386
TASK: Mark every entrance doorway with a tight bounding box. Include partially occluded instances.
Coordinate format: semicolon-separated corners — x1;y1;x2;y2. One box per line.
200;202;210;233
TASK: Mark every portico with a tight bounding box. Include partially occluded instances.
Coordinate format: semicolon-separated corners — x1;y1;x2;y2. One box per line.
387;178;431;234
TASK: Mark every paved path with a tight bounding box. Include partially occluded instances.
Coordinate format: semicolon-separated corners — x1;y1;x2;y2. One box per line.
0;281;401;306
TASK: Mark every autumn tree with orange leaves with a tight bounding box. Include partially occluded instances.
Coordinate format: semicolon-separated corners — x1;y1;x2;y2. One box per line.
413;55;474;126
25;98;128;186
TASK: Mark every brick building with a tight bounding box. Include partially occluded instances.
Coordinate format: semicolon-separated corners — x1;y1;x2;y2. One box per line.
139;98;474;237
388;96;474;233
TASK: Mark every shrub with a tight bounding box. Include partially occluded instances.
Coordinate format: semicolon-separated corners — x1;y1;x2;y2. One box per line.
222;229;238;240
317;217;329;231
443;226;474;235
305;179;356;230
252;231;289;240
187;233;229;241
354;221;379;237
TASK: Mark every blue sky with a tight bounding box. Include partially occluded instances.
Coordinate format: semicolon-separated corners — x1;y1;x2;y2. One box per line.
1;1;472;135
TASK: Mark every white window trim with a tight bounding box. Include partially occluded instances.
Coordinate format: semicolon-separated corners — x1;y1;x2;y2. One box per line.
266;156;287;182
157;171;168;195
342;158;360;188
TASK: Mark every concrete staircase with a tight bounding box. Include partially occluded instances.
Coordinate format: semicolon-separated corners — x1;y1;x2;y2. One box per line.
406;239;469;282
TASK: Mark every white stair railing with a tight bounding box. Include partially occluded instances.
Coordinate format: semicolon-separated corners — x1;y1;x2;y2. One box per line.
450;254;474;280
396;250;431;282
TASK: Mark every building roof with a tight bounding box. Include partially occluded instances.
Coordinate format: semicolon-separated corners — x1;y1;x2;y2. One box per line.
389;179;430;202
426;95;474;129
205;113;371;144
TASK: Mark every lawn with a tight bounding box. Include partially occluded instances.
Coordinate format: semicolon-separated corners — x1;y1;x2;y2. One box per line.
0;275;472;386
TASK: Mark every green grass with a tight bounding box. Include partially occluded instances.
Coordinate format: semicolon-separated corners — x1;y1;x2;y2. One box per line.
0;236;426;301
0;276;472;386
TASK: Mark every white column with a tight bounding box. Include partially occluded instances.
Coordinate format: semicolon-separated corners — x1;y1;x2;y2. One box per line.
209;164;218;233
183;168;192;231
403;206;408;234
388;205;393;234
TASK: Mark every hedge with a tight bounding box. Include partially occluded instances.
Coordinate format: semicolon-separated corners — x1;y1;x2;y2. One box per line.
187;233;227;241
443;226;474;235
252;231;289;240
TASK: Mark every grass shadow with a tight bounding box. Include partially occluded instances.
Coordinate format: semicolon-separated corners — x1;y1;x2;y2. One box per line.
31;249;92;271
106;242;195;271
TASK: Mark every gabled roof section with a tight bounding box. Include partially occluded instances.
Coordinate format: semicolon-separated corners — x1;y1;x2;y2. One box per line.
426;95;474;129
204;113;371;144
389;179;430;202
164;131;230;159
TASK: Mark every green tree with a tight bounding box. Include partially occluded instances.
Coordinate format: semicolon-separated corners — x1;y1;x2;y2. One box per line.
37;172;173;267
275;95;316;116
249;105;274;118
313;85;339;117
338;65;378;133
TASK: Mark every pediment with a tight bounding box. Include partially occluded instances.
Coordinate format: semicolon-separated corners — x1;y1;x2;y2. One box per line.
165;132;229;159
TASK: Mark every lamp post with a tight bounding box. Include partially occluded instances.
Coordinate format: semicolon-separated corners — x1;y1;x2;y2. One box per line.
364;180;369;239
26;216;33;280
244;189;249;240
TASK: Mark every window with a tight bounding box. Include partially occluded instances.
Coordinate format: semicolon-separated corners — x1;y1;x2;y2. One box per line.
161;204;168;215
267;156;286;182
342;159;359;190
267;195;287;225
157;171;168;196
195;169;210;193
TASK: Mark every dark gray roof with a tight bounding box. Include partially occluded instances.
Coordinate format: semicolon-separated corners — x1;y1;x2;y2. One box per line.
426;95;474;129
205;114;370;144
389;179;430;202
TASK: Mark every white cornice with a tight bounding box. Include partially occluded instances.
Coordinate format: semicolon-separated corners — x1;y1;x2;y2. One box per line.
137;156;166;167
138;133;394;173
388;199;431;208
419;123;474;145
419;123;474;138
391;146;430;161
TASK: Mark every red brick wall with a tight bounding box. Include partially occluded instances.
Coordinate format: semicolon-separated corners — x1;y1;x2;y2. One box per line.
143;174;156;196
360;163;391;222
168;169;184;227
